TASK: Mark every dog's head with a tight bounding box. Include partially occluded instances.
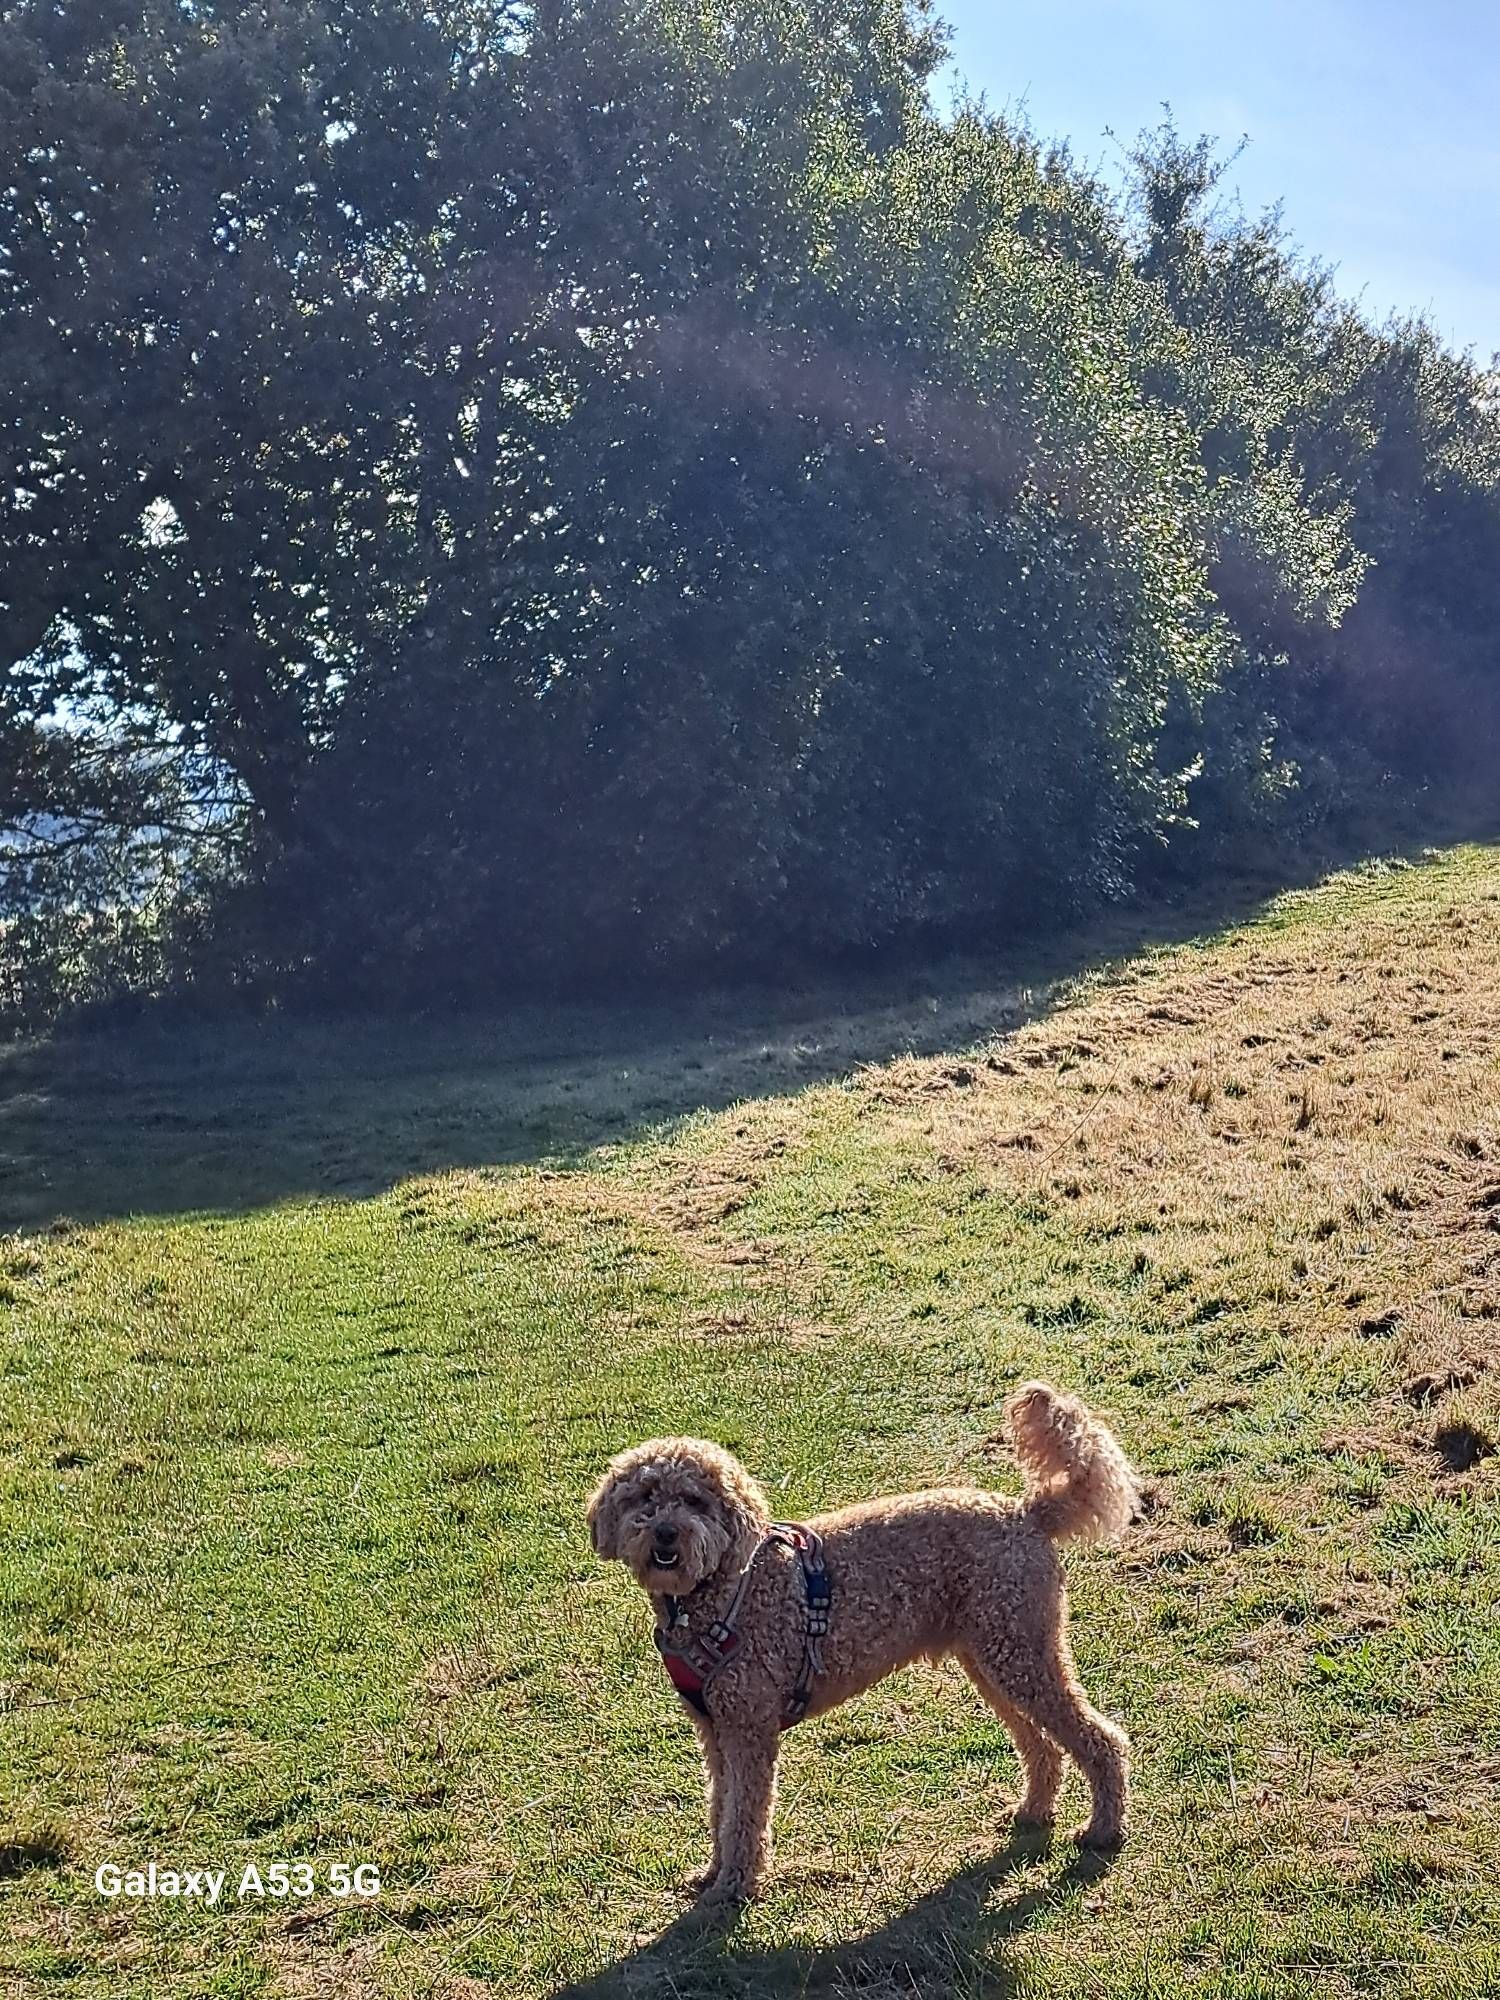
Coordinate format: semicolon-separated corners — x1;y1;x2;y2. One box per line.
586;1437;771;1596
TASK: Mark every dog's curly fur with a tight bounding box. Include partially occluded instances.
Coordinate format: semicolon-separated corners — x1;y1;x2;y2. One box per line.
587;1380;1142;1905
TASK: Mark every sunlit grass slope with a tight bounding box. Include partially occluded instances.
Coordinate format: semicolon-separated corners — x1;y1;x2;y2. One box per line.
2;844;1498;1998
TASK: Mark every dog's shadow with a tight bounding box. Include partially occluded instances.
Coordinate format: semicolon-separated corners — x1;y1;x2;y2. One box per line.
548;1830;1115;1998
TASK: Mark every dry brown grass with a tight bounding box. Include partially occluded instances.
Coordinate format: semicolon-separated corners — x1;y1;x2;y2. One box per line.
829;872;1500;1458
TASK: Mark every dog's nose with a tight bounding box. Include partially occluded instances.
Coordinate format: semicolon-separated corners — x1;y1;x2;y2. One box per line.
652;1523;677;1548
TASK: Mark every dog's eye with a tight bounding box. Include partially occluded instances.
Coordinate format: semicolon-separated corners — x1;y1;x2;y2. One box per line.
684;1495;709;1513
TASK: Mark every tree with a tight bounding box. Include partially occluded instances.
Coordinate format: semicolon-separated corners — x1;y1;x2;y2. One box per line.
4;8;1494;1024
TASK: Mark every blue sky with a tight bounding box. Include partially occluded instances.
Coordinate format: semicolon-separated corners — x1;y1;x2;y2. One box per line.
932;0;1500;360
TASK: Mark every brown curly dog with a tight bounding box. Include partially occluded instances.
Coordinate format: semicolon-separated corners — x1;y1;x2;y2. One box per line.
587;1379;1141;1905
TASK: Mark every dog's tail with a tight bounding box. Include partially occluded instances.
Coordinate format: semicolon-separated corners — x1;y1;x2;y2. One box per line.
1004;1380;1141;1545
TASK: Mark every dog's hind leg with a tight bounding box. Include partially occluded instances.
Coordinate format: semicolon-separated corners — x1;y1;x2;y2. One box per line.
958;1653;1065;1827
969;1642;1129;1850
1016;1675;1128;1850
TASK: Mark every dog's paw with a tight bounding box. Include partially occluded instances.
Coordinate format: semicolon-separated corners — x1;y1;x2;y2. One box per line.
1071;1820;1126;1853
694;1872;755;1911
1011;1809;1056;1836
685;1866;719;1895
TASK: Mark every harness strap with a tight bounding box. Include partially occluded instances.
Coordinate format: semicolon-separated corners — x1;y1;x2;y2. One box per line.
770;1522;830;1724
653;1520;832;1729
652;1553;759;1715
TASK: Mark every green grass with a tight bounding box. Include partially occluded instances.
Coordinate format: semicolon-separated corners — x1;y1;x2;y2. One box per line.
2;846;1499;1997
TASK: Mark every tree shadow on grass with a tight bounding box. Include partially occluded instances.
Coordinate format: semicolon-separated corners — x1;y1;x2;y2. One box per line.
547;1834;1114;1999
1;813;1493;1232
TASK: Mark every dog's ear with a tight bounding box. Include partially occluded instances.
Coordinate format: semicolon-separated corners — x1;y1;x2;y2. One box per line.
586;1472;622;1560
711;1447;772;1535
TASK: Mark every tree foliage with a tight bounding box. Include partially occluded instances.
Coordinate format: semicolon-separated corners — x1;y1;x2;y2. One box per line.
3;2;1496;1018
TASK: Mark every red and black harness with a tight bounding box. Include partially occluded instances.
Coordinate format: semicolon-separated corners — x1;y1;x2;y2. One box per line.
653;1522;831;1729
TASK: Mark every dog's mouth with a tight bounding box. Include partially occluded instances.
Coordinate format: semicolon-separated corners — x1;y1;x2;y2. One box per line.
649;1550;681;1571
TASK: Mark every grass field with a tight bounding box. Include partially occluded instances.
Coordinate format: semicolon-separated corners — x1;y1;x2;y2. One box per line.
2;842;1499;1999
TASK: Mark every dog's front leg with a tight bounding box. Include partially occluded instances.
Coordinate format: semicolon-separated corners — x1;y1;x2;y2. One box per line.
698;1723;778;1906
689;1715;726;1891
